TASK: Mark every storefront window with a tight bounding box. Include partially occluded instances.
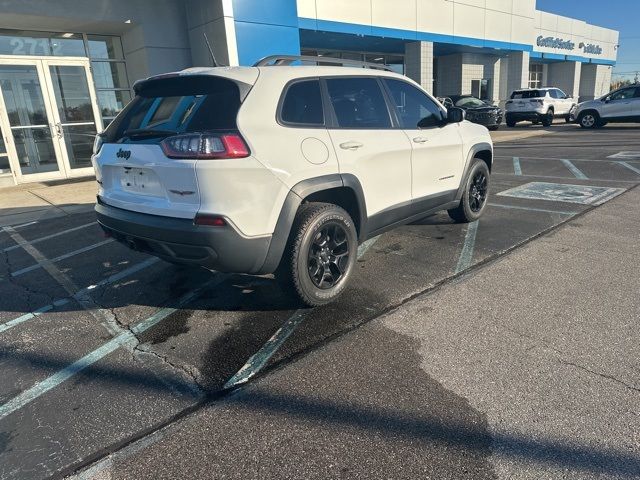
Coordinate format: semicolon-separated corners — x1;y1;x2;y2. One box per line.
87;35;130;126
529;63;543;89
0;29;85;57
87;35;124;60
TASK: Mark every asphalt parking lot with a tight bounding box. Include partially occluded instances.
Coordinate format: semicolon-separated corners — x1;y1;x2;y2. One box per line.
1;126;639;479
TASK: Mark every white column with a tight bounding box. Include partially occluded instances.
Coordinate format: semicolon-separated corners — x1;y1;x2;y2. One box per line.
579;64;613;101
547;61;582;98
404;41;434;94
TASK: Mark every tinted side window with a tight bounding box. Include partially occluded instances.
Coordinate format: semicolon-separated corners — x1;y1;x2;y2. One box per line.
635;87;640;98
280;80;324;126
384;79;443;129
326;77;391;129
610;88;636;101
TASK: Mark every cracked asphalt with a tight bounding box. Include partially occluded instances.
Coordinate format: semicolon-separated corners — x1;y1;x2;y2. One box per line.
0;126;639;479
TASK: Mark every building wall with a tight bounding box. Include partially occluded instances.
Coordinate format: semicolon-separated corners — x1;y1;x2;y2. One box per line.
579;64;613;101
547;61;582;98
460;53;501;101
0;0;192;82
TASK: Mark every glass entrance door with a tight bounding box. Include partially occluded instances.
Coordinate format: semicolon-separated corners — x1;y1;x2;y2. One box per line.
0;57;102;182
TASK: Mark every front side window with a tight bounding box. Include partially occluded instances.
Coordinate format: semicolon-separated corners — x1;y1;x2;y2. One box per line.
609;87;637;101
384;79;443;129
326;77;391;129
280;80;324;126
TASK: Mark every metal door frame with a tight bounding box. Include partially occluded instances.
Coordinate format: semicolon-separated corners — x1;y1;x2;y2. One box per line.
0;55;102;184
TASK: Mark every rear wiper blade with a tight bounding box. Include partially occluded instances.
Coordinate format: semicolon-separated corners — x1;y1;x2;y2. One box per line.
122;129;177;139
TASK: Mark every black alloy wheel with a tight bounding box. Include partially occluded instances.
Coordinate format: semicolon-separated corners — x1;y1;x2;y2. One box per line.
448;158;491;223
307;222;350;289
468;170;488;213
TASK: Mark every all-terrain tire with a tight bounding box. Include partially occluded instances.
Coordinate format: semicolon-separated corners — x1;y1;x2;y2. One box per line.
277;202;357;307
448;159;491;223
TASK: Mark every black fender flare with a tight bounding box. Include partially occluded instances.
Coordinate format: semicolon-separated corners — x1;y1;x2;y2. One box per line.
257;174;368;274
455;143;493;202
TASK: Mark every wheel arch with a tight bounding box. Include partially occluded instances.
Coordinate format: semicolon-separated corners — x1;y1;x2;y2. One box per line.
455;143;493;202
257;174;368;274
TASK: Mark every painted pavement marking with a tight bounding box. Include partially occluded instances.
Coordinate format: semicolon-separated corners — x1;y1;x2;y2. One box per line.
617;161;640;176
488;203;577;216
10;239;114;277
497;182;626;206
0;257;158;335
3;221;97;253
512;157;522;176
560;159;588;180
0;278;225;421
455;221;479;274
224;235;381;389
607;151;640;160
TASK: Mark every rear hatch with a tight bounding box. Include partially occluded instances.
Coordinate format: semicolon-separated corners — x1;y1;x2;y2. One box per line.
93;71;257;218
506;90;544;112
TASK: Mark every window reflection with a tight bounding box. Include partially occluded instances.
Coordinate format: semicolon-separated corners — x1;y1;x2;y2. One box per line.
50;66;94;122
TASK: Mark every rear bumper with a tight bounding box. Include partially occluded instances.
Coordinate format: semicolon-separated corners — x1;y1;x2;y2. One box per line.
95;198;272;274
505;111;545;122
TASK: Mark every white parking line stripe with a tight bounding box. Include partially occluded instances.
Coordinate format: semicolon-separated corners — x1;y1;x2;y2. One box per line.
513;157;522;175
3;222;97;253
10;239;114;277
561;159;588;179
455;221;479;274
0;258;158;335
617;161;640;176
11;221;38;229
488;203;577;216
0;280;219;421
224;236;380;390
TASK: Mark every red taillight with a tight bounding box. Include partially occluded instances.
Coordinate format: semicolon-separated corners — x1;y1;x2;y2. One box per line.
194;214;226;227
161;132;249;160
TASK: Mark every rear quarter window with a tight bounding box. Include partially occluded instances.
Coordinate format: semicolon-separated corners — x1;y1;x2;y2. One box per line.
280;79;324;126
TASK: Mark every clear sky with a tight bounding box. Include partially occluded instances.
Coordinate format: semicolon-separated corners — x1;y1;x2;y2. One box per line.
536;0;640;81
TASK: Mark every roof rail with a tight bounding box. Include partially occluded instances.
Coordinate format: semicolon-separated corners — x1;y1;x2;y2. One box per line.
253;54;393;72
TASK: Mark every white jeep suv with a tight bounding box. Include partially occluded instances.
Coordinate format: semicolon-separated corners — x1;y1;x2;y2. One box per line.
93;55;493;306
572;84;640;128
505;87;576;127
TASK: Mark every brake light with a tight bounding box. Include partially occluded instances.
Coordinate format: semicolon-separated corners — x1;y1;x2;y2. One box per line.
194;214;226;227
530;99;544;105
161;133;250;159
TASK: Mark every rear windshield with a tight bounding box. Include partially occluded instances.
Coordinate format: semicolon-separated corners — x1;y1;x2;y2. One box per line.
511;90;543;99
104;75;243;143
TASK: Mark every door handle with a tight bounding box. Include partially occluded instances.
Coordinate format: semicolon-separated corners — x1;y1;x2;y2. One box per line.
413;137;429;143
339;141;363;150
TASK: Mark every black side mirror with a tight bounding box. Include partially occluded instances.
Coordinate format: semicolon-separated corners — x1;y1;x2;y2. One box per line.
446;107;465;124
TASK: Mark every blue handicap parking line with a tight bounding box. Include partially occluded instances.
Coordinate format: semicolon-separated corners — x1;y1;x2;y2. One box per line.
497;182;625;206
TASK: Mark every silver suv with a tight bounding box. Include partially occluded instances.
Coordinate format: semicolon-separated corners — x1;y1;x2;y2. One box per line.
572;84;640;129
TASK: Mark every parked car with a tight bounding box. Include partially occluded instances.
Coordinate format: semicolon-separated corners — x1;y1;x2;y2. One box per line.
92;55;493;306
572;84;640;128
505;87;576;127
440;95;503;130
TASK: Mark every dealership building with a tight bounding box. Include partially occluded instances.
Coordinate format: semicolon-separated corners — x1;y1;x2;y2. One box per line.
0;0;619;186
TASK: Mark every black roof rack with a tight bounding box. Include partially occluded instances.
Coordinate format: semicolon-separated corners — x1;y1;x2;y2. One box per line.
253;54;393;72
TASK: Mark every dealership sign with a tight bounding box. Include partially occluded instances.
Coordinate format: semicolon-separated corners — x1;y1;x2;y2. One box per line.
536;36;575;51
579;42;603;55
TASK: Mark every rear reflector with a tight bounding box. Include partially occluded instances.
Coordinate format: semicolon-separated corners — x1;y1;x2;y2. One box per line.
194;214;226;227
161;132;249;160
